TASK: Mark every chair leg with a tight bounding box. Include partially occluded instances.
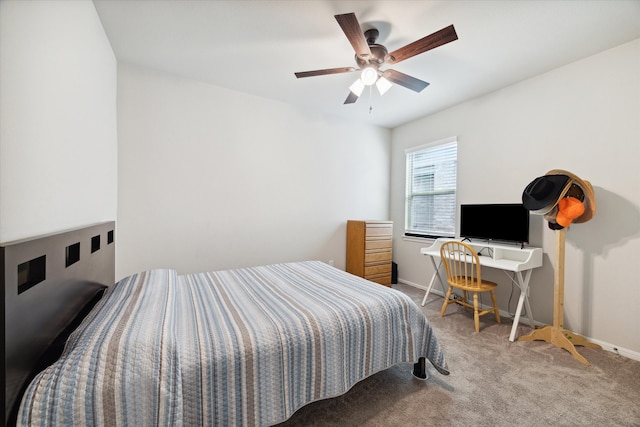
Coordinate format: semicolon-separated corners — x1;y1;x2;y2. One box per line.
473;292;480;333
440;287;454;317
490;290;501;324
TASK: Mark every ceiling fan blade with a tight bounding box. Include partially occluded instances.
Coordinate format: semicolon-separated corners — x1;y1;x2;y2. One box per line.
382;69;430;93
294;67;357;78
385;25;458;64
344;91;359;104
334;13;372;60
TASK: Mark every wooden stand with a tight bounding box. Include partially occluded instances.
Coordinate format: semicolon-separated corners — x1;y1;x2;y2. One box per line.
517;228;601;366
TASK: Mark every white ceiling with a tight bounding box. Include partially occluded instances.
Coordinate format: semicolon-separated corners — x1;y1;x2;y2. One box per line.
93;0;640;129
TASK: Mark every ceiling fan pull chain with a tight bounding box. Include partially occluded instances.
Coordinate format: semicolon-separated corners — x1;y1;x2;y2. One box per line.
369;85;373;114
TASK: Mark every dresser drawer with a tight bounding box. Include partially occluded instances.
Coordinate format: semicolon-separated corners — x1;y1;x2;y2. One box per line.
365;273;392;286
365;251;392;263
364;262;392;276
366;225;392;238
365;240;392;251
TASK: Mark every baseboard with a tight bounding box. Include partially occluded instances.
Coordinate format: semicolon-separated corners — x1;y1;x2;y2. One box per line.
398;278;447;296
398;278;640;363
587;338;640;362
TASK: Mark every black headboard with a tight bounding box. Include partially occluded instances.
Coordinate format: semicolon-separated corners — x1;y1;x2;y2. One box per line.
1;222;115;426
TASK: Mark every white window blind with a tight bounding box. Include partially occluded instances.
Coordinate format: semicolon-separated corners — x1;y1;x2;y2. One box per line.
405;137;457;238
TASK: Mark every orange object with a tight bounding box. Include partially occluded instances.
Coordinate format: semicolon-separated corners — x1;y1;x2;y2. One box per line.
556;197;585;228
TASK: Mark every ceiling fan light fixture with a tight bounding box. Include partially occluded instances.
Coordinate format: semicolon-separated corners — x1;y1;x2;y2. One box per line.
360;67;378;86
376;76;392;95
349;78;365;96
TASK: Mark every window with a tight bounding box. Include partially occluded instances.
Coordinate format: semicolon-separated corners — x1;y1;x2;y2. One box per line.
405;137;457;238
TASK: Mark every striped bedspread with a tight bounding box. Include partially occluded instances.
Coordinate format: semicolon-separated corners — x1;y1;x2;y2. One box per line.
18;261;448;426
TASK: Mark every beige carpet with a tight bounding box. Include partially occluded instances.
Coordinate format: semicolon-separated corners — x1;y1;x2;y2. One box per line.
275;283;640;427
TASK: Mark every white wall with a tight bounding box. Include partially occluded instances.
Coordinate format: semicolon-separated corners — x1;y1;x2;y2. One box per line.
0;0;117;242
116;63;391;278
390;39;640;357
5;0;637;359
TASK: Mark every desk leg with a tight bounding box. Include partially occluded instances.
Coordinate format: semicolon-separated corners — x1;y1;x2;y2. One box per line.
508;270;534;342
520;271;536;328
421;258;444;306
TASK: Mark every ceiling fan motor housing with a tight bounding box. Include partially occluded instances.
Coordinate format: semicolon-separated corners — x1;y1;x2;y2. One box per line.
356;43;388;68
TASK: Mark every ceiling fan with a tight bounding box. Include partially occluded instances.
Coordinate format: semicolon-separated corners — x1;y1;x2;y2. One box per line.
295;12;458;104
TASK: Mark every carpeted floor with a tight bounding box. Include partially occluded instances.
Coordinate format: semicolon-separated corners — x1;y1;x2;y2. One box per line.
275;283;640;426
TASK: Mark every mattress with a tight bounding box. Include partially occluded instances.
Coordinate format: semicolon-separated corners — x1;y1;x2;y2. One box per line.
18;261;448;426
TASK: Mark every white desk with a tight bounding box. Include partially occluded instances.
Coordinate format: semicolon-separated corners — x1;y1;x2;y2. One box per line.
420;238;543;342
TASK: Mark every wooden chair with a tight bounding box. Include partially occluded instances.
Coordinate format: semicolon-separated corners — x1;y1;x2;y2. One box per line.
439;241;501;332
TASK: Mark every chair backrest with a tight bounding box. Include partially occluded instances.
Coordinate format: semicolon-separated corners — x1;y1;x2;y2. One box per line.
439;241;482;289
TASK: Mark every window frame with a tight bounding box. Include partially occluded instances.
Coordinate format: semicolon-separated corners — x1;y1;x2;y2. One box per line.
404;136;458;239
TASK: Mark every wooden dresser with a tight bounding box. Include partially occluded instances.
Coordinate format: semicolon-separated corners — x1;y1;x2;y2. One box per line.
346;220;393;286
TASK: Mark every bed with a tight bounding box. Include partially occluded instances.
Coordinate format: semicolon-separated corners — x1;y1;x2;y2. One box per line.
3;224;448;427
